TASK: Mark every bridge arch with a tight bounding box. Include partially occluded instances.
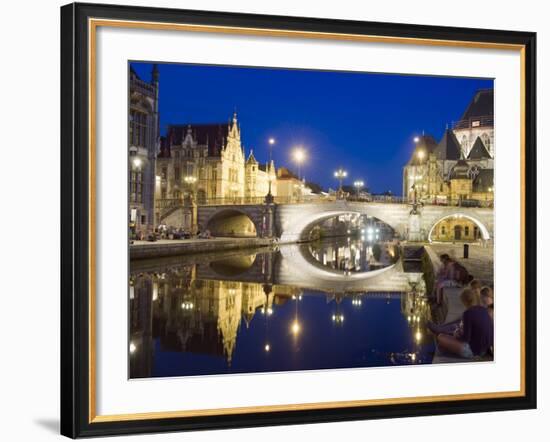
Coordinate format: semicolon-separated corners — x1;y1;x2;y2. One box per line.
427;212;491;242
204;209;259;238
209;253;258;277
277;202;408;243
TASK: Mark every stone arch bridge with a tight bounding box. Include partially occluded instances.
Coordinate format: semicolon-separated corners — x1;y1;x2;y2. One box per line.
197;200;493;243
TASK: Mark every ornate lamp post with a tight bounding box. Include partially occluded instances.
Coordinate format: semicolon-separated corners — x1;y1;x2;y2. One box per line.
292;147;306;202
183;174;197;199
334;168;347;198
292;147;305;179
266;137;276;203
353;180;364;197
268;137;275;163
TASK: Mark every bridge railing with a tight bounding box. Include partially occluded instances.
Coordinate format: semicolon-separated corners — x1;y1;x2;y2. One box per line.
198;195;336;206
155;195;493;208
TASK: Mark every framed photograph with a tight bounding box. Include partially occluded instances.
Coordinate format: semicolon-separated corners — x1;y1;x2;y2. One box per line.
60;2;537;438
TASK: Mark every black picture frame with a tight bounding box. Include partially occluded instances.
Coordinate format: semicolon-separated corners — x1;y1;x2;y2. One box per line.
61;2;537;438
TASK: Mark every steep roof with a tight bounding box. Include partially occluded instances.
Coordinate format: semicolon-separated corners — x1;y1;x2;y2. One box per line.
166;123;229;156
434;129;462;160
246;149;258;165
459;89;494;121
277;167;299;180
473;169;494;192
468;136;492;160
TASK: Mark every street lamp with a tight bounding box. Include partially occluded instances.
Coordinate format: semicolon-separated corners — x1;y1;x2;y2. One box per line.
267;137;276;199
292;147;306;179
268;137;275;163
334;168;347;193
183;175;197;185
353;180;364;197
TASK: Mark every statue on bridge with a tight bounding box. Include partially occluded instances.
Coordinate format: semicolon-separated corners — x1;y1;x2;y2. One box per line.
408;184;424;241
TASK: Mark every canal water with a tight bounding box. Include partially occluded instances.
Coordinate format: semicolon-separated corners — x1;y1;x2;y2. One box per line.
129;237;433;379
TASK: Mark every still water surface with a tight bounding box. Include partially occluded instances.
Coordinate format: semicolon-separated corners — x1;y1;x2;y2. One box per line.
129;237;432;378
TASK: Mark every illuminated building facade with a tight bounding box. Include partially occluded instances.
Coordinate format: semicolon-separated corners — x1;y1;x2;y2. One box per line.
403;89;494;208
129;65;160;237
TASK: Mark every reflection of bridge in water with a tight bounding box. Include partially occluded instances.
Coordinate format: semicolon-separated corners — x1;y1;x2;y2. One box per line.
130;243;423;294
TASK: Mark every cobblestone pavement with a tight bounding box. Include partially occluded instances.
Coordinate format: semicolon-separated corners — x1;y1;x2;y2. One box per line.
428;242;494;284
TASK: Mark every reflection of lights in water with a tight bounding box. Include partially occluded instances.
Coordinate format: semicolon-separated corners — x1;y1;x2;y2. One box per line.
332;314;345;323
152;283;158;301
411;353;416;361
267;307;273;315
407;315;411;322
129;342;137;354
415;330;422;342
352;298;362;306
291;321;301;335
264;344;270;352
181;302;194;310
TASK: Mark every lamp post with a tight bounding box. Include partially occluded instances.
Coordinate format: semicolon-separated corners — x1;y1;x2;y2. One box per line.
268;137;275;164
266;137;275;202
292;147;305;180
353;180;364;197
334;168;347;197
292;147;306;202
183;174;197;197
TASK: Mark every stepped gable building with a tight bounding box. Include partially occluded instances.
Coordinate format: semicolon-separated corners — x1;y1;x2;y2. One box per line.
129;64;160;237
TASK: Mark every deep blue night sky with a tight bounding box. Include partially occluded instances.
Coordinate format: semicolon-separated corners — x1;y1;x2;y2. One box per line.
131;62;492;195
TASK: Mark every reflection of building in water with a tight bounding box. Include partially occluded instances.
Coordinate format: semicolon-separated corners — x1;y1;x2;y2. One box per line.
129;275;155;378
400;289;430;352
129;267;301;377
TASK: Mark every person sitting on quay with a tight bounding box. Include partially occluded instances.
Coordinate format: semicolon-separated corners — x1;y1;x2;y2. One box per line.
480;286;494;320
433;254;470;305
431;288;494;359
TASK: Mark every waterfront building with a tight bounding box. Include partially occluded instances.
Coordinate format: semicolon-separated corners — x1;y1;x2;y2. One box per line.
129;65;160;237
276;167;316;201
402;89;494;242
452;88;494;158
156;112;282;228
157;112;247;205
403;89;494;207
245;150;277;199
